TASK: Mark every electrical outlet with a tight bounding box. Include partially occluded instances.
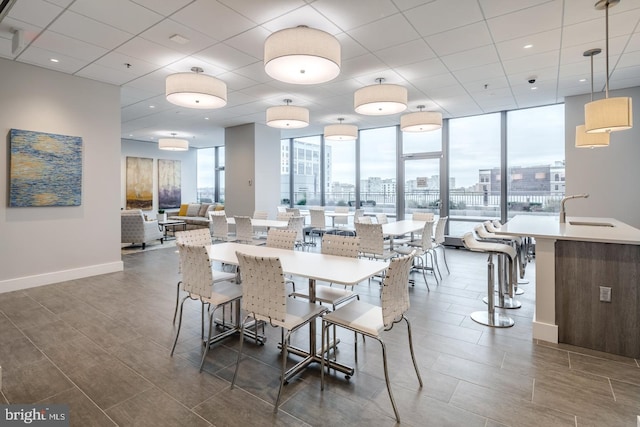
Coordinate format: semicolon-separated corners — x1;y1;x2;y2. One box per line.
599;286;612;303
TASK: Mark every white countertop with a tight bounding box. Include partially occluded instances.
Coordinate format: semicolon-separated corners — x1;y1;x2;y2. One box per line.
496;215;640;245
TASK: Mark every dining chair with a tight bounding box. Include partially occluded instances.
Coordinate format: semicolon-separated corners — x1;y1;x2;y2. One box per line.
252;210;269;238
375;213;389;224
333;205;350;227
395;220;437;289
309;208;336;244
234;216;265;245
173;229;235;324
285;207;301;216
286;215;307;249
209;212;235;243
354;222;396;261
412;211;434;221
171;243;243;373
231;252;327;413
355;215;372;224
266;228;297;250
433;216;450;275
320;252;423;423
276;211;294;221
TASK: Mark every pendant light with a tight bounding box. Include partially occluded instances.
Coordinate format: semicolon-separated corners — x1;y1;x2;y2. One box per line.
264;25;341;85
354;78;407;115
159;133;189;151
576;49;610;148
324;118;358;141
401;105;442;132
584;0;632;133
266;99;309;129
166;67;227;109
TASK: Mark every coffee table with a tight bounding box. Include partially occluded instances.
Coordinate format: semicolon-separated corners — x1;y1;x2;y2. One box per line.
158;220;186;240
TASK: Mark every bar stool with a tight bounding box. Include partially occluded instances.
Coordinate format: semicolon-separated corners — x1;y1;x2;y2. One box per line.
487;220;531;284
474;223;524;305
461;232;515;328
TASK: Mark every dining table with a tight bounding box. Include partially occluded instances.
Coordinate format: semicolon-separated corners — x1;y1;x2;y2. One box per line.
206;242;388;380
324;211;355;227
381;219;428;249
225;217;288;229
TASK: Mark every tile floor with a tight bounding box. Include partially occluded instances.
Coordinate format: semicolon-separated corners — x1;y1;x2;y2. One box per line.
0;244;638;426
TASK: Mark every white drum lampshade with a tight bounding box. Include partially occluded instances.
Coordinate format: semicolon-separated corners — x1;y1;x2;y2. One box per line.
264;26;341;85
266;100;309;129
166;67;227;109
401;107;442;132
324;119;358;141
584;97;633;133
159;134;189;151
575;124;609;148
354;78;407;115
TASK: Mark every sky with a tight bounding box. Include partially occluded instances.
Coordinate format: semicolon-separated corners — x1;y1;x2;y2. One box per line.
197;104;566;191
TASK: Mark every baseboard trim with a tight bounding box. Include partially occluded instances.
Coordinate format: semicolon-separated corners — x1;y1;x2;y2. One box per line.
0;261;124;294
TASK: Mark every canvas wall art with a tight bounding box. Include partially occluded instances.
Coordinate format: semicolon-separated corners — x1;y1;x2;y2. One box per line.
126;157;153;210
9;128;83;207
158;159;181;209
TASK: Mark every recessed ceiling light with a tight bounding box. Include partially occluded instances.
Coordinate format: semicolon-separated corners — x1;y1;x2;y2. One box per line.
169;34;190;45
129;134;133;137
149;105;155;109
579;78;587;82
531;87;538;90
204;117;209;120
50;58;59;62
523;44;533;49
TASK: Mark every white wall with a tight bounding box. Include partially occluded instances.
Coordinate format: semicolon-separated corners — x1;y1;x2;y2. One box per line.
565;86;640;228
121;139;197;217
254;123;283;219
0;58;122;292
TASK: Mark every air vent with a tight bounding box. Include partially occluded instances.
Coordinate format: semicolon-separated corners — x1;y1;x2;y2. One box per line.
0;0;18;23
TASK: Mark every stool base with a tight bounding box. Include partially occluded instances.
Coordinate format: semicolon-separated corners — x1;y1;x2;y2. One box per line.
471;311;514;328
483;296;522;309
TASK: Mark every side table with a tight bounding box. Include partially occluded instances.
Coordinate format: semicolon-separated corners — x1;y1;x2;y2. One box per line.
158;220;186;240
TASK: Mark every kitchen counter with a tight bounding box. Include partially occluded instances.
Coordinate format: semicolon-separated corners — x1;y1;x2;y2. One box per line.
496;215;640;357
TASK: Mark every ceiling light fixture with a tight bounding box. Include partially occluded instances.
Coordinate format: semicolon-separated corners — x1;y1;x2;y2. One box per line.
324;118;358;141
354;78;407;116
576;48;610;148
166;67;227;109
266;99;309;129
158;133;189;151
264;25;341;85
584;0;632;133
400;105;442;132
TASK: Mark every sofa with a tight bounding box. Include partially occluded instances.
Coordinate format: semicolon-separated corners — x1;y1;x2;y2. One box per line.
167;203;224;230
121;209;164;249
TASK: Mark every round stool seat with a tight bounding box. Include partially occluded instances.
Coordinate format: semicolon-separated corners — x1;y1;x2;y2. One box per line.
462;232;516;259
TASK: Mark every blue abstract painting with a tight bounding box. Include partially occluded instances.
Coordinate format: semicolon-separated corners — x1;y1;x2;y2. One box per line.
9;129;83;207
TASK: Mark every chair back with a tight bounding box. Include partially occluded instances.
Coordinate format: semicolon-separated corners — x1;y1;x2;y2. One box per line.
286;207;301;216
354;208;364;222
287;216;305;244
209;213;230;241
209;210;226;216
412;211;434;221
416;221;435;250
235;252;286;323
266;229;297;250
375;213;389;224
277;206;287;213
321;234;360;258
310;209;327;228
234;216;254;243
253;210;268;220
175;228;211;246
176;243;212;299
276;211;294;221
355;215;372;224
355;222;385;256
333;206;349;225
434;216;448;244
474;223;493;240
381;253;414;328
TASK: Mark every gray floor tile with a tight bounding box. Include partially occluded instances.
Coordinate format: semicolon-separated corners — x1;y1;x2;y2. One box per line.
39;386;117;427
2;358;74;403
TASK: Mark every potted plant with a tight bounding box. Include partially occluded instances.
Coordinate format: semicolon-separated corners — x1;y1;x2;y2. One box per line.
157;209;167;222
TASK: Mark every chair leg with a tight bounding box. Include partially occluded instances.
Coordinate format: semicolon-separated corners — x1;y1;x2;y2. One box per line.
439;245;450;274
199;307;217;372
418;255;430;292
172;281;181;324
403;316;423;387
231;315;251;389
170;295;189;356
378;339;400;423
275;329;291;413
427;251;440;285
321;319;328;390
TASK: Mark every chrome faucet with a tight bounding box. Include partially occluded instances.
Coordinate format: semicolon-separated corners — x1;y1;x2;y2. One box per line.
559;193;589;223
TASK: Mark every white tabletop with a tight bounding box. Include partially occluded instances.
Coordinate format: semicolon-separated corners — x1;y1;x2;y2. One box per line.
325;212;354;218
381;219;427;236
207;242;387;286
226;218;288;228
496;215;640;245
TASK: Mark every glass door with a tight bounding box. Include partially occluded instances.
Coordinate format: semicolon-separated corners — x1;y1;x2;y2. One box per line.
403;157;441;219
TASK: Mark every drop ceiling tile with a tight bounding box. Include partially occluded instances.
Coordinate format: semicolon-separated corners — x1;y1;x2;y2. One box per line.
452;62;505;84
69;0;163;34
44;0;74;7
76;62;139;85
441;44;499;72
311;0;400;31
487;1;562;42
426;21;493;57
559;36;627;66
502;50;559;75
125;69;172;93
94;51;159;77
392;0;438;12
171;0;256;40
426;83;468;99
233;61;272;83
461;75;510;93
121;85;158;106
32;30;108;62
116;37;186;68
340;53;388;79
496;29;560;61
375;39;436;68
138;19;218;56
406;0;483;37
346;14;420;52
130;0;193;17
395;58;449;81
478;0;552;19
15;45;87;73
166;56;227;76
561;10;640;48
563;0;640;27
8;0;62;28
411;73;460;93
48;11;133;50
218;0;306;25
216;71;261;91
506;66;558;87
194;43;258;72
0;38;12;59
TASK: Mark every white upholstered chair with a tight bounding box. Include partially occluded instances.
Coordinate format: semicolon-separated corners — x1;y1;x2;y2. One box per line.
120;209;163;249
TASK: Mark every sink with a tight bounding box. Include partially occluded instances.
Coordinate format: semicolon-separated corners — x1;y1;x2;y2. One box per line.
568;221;614;227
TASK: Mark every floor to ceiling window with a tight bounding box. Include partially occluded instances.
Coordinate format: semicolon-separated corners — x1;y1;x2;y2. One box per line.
507;104;565;218
448;113;501;237
196;147;215;203
325;137;356;208
291;136;321;206
402;129;443;219
359;126;397;215
217;146;225;203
